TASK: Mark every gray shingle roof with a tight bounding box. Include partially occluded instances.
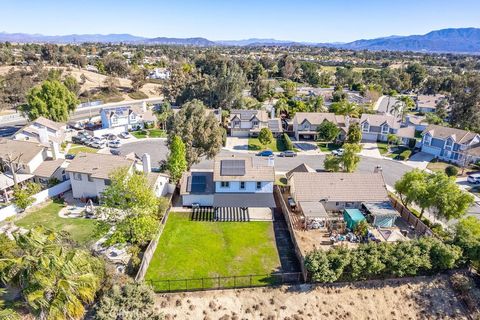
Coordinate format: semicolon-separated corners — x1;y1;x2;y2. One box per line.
0;139;46;165
286;163;315;180
66;153;134;180
360;114;401;129
290;172;388;203
293;112;342;126
423;125;479;144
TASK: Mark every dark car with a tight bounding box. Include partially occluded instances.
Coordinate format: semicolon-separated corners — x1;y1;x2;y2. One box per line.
65;154;75;160
278;150;296;157
110;149;121;155
257;150;273;157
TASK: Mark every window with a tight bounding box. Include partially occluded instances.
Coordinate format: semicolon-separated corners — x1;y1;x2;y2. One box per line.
256;181;262;189
88;174;94;182
423;135;431;146
73;173;82;181
111;116;118;124
252;121;259;127
445;139;453;150
240;181;245;189
381;124;389;134
233;120;240;128
105;179;112;186
362;122;369;133
221;181;230;188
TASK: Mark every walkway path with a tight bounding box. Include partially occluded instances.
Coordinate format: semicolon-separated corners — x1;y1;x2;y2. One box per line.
272;208;301;273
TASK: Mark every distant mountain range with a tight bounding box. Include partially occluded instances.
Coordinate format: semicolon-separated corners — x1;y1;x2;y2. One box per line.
1;28;480;53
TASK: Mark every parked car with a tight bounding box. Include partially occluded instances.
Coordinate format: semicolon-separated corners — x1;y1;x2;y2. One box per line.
109;140;121;148
278;150;297;157
72;136;83;144
91;141;107;149
106;134;118;141
467;174;480;184
332;148;344;156
65;154;75;160
257;150;273;157
119;132;131;139
110;149;121;155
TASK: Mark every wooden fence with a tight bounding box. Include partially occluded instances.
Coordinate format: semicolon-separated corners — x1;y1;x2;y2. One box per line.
273;186;308;282
135;193;174;281
389;195;435;237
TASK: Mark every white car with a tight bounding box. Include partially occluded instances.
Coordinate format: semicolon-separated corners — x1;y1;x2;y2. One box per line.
119;132;131;139
109;140;121;148
332;148;344;156
467;174;480;184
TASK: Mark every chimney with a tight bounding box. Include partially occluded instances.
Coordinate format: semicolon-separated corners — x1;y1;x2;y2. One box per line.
50;141;59;160
267;155;274;167
345;115;350;128
270;107;275;119
141;101;147;112
374;165;383;173
142;153;151;174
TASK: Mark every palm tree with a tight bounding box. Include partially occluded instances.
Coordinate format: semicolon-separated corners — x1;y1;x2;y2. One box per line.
393;96;415;121
0;227;103;320
338;101;360;118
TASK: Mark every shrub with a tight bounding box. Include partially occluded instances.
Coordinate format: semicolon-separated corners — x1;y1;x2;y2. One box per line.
305;237;462;283
397;149;412;160
283;133;293;150
445;165;459;177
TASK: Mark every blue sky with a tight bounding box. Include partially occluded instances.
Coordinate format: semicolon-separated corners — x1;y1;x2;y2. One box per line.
1;0;480;42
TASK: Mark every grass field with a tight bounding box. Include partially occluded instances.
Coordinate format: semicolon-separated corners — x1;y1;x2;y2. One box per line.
131;129;166;139
145;212;281;291
15;201;103;245
427;160;460;174
68;144;97;155
318;143;342;152
248;137;286;152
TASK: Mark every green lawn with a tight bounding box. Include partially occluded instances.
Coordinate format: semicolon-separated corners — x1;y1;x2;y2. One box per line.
318;143;342;152
68;144;97;155
377;142;410;159
15;201;103;245
275;174;288;186
377;142;389;155
145;212;281;291
248;137;286;152
427;160;460;174
131;129;166;139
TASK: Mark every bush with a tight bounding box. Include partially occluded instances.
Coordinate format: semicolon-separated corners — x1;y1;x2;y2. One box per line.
283;133;293;150
397;149;412;160
305;237;462;283
445;165;459;177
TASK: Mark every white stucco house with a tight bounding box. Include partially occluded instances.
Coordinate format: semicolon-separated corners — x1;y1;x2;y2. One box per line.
100;103;156;131
180;155;276;220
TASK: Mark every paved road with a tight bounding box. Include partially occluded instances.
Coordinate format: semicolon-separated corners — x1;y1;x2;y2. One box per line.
116;139;480;218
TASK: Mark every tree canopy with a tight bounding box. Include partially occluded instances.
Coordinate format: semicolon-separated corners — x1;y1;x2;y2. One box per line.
316;121;340;146
258;128;274;147
23;79;79;122
167;135;188;183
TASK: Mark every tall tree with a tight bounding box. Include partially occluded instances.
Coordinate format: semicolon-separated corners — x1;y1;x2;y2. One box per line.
341;143;362;172
454;217;480;266
167;135;187;183
23;80;79;122
258;128;274;147
317;121;340;147
168;99;223;167
346;123;362;144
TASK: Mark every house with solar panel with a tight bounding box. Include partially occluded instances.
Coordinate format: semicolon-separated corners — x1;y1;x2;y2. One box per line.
228;109;283;137
180;155;276;221
100;102;156;131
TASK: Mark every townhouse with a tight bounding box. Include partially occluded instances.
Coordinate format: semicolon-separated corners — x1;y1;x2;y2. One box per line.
100;102;156;131
228;109;283;137
421;124;480;164
360;114;415;145
292;112;347;141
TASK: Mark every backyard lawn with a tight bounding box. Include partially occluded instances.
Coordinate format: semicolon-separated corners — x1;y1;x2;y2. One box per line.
377;142;409;159
68;143;97;155
145;212;281;291
248;137;286;152
15;201;103;245
318;143;342;153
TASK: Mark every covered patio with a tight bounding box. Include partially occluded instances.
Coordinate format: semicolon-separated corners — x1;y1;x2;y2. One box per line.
362;201;400;228
299;201;342;229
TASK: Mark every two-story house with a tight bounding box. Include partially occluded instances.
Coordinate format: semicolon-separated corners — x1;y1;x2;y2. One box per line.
66;152;135;200
14;116;67;146
228;109;282;137
180;156;276;220
360;114;415;144
421;125;480;164
100;103;156;131
415;94;448;113
292;112;347;141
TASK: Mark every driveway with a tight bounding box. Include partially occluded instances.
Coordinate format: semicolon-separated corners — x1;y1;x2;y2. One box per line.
360;142;382;159
224;137;249;152
405;152;435;170
118;139;169;167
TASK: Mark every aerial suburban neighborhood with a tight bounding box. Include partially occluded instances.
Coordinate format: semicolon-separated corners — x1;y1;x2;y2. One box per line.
0;1;480;319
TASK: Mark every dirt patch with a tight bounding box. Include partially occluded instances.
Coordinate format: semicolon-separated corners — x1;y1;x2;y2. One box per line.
156;275;468;319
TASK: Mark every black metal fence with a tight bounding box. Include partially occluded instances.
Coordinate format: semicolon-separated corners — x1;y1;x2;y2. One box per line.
147;272;303;293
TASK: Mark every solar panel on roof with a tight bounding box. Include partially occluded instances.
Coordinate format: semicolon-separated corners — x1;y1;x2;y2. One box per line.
220;159;245;176
189;175;207;193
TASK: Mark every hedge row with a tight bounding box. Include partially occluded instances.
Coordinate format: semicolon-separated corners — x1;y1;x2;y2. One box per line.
305;237;462;283
282;133;293;151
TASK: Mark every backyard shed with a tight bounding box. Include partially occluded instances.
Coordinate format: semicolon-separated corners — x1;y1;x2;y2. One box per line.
343;209;366;230
362;202;399;228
